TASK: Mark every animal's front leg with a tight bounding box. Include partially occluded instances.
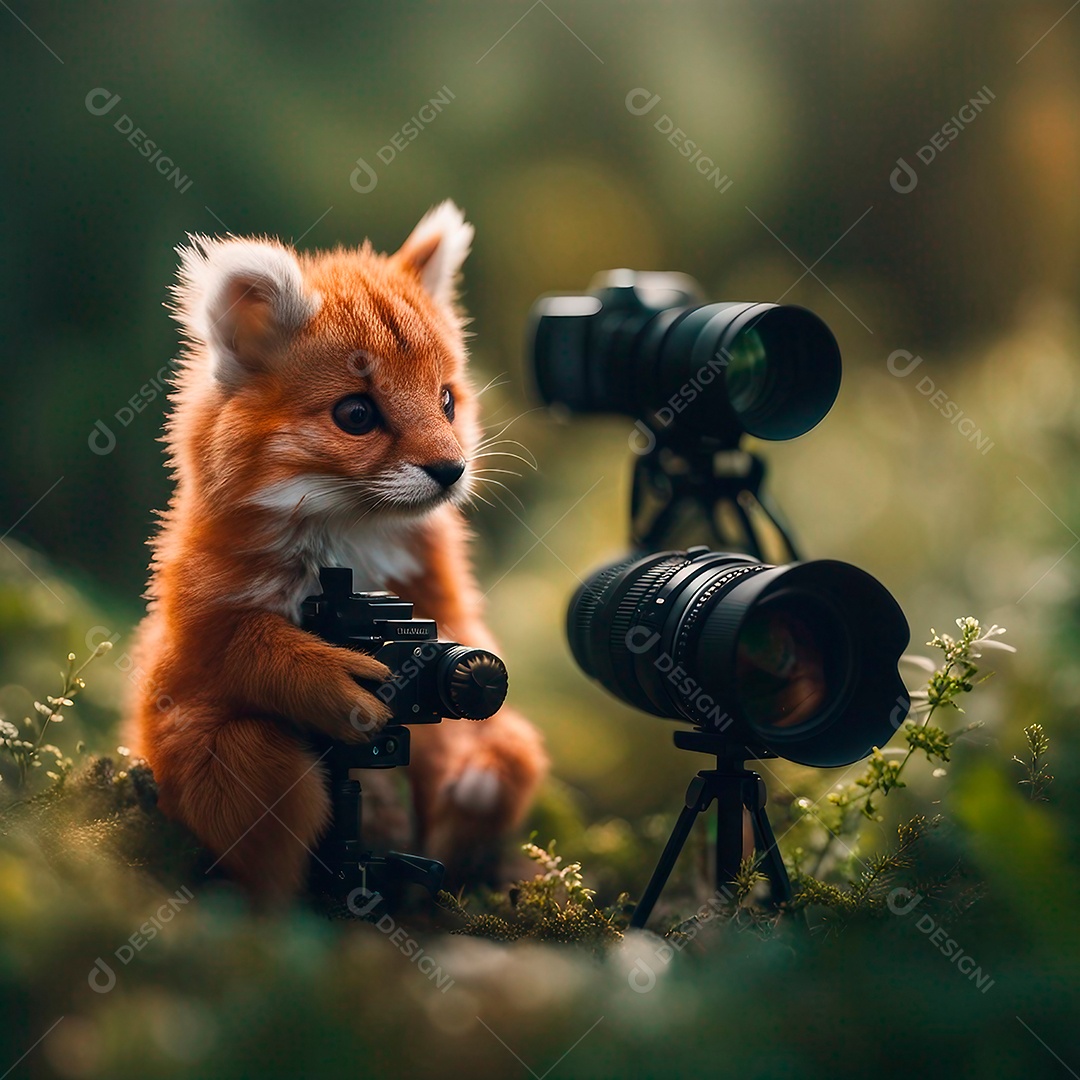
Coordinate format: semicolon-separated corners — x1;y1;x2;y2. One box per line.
223;610;393;741
407;704;547;885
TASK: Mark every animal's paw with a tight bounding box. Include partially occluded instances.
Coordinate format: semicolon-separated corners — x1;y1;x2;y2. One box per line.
320;647;393;742
447;764;503;814
417;710;548;887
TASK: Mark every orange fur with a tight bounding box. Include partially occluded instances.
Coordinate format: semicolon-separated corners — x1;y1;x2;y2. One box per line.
127;202;547;901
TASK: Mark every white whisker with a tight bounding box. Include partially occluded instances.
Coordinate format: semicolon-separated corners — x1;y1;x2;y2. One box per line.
472;475;525;511
472;467;523;479
476;408;543;450
472;449;538;470
475;371;511;397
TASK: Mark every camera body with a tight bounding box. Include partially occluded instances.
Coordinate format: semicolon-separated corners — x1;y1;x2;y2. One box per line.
300;566;509;764
530;269;842;444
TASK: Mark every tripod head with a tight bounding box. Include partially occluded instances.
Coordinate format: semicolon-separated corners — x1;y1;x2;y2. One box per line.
312;724;447;907
672;726;774;764
630;425;801;563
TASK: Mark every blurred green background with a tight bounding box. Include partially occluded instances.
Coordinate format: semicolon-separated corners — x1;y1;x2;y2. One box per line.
2;2;1080;1078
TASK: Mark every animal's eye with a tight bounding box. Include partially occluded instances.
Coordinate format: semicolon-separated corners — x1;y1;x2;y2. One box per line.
332;394;380;435
441;387;455;422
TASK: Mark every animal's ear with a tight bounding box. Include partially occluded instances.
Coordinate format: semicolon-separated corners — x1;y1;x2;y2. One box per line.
391;200;474;308
171;235;321;387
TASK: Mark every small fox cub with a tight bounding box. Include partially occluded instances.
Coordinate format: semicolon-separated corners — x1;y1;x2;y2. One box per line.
127;201;547;902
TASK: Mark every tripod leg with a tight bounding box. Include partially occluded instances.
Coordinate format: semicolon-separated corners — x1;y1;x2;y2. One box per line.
745;774;793;905
714;772;747;898
630;776;712;929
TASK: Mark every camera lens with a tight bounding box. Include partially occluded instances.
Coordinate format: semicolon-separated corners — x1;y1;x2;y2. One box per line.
733;592;851;733
724;327;771;417
530;272;842;444
568;549;908;767
721;306;842;440
435;646;509;720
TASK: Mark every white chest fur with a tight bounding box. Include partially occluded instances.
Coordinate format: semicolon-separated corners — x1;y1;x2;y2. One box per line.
237;477;425;621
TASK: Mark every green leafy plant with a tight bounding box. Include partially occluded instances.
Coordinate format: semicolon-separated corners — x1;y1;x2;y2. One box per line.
795;618;1012;860
439;839;628;954
1013;722;1053;801
790;815;927;915
661;854;780;947
0;640;111;796
790;617;1014;909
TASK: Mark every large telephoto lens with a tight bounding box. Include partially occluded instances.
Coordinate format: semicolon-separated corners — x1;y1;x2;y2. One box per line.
567;548;909;767
530;270;842;442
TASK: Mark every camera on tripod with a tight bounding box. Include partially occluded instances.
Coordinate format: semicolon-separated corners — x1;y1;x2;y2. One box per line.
300;567;509;906
529;270;911;927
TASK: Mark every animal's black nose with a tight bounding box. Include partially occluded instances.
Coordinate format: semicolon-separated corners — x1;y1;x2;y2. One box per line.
422;458;466;489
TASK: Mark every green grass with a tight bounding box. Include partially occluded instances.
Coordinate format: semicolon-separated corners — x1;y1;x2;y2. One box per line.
1;546;1077;1080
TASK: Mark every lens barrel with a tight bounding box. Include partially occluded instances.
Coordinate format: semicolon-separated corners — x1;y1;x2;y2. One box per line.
434;645;509;720
568;548;909;767
530;271;842;442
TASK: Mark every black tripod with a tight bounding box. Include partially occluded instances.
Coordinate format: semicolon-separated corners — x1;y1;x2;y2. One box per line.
631;429;801;562
312;726;444;909
629;729;793;929
628;431;800;930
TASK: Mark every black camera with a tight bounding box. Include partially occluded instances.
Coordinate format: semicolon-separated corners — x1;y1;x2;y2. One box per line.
530;269;842;444
301;566;509;739
528;271;910;768
299;567;509;904
568;547;909;769
529;271;910;926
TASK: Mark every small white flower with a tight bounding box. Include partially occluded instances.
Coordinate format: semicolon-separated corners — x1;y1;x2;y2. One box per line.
972;641;1016;655
971;624;1017;655
901;654;937;672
